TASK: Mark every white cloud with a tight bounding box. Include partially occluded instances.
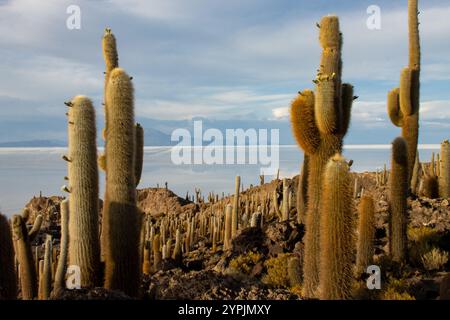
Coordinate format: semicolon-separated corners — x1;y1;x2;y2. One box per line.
272;107;289;119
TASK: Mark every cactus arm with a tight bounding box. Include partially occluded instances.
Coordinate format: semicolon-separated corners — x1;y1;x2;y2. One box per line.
53;199;69;295
98;154;106;171
387;88;403;127
290;90;321;154
28;214;43;242
0;214;17;299
408;0;420;70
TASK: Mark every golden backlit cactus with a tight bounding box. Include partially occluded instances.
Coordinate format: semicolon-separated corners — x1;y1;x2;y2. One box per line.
0;213;17;300
134;123;144;186
11;214;41;300
53;199;69;295
439;140;450;198
319;155;354;300
66;96;100;287
103;68;141;297
356;195;375;275
389;137;409;263
282;178;289;221
290;15;353;298
387;0;421;185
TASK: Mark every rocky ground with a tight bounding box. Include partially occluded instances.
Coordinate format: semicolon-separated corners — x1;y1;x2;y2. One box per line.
20;171;450;300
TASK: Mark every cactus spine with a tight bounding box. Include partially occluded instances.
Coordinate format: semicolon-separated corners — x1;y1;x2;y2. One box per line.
66;96;100;287
356;195;375;275
103;68;141;297
319;155;354;300
53;199;69;295
0;213;17;299
11;214;41;300
387;0;421;185
389;137;409;263
290;16;353;298
439;140;450;198
231;176;240;238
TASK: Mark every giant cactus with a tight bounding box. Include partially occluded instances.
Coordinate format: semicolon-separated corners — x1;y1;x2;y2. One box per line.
387;0;421;185
290;15;353;298
319;155;354;300
11;214;42;300
0;213;17;300
103;68;141;297
439;140;450;198
389;137;409;263
66;96;100;287
356;195;375;275
53;199;69;295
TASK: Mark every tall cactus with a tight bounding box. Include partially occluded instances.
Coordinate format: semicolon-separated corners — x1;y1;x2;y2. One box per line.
319;154;354;300
41;237;52;300
231;176;240;238
356;195;375;275
53;199;69;295
389;137;409;263
439;140;450;198
296;155;309;224
103;68;141;297
0;213;17;300
66;96;100;287
11;214;42;300
135;123;144;186
290;15;353;298
387;0;420;185
100;28;119;261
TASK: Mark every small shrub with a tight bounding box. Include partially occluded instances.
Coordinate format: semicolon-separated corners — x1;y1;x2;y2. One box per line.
262;253;293;288
421;248;449;271
408;226;440;265
381;288;415;300
228;252;262;275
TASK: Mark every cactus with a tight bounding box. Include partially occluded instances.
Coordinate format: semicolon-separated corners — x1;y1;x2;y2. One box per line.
11;214;42;300
152;234;162;272
387;0;421;185
41;237;52;300
231;176;240;238
411;152;420;194
356;195;375;275
296;155;309;224
389;137;409;263
282;178;289;221
319;155;354;300
224;204;232;250
103;68;141;297
172;229;182;264
135;123;144;186
290;16;353;298
66;96;100;287
439;140;450;198
53;199;69;295
0;213;17;299
142;240;151;275
100;28;119;260
288;256;302;287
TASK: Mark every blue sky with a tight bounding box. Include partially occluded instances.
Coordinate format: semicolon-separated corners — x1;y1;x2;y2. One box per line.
0;0;449;144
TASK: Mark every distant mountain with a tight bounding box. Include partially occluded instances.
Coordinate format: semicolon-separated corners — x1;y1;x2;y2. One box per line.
0;140;66;147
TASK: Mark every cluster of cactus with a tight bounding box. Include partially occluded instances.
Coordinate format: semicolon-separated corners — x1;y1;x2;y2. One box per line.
387;0;421;189
290;15;354;298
